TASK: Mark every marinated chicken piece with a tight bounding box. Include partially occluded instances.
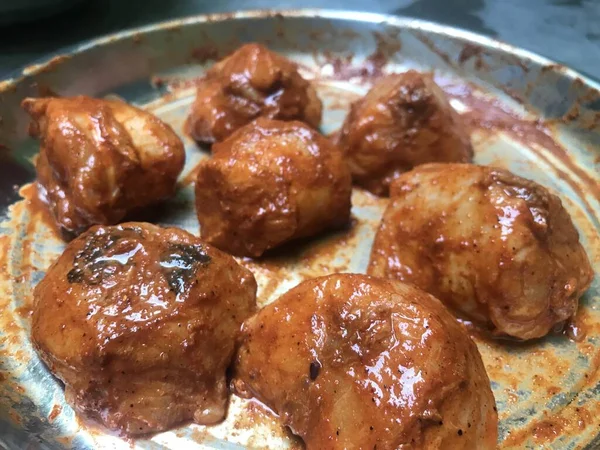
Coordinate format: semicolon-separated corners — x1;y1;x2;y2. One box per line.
337;71;473;196
234;274;498;450
195;118;351;257
32;222;257;436
22;96;185;238
368;164;593;340
185;43;322;144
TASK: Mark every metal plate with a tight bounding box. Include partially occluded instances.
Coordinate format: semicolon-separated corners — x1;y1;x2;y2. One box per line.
0;9;599;450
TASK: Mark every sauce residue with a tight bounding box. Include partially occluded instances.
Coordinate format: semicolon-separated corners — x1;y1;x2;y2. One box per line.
48;404;62;423
458;43;490;71
240;220;360;308
18;183;63;241
312;30;401;84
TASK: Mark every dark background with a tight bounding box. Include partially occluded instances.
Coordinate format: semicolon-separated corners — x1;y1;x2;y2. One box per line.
0;0;599;80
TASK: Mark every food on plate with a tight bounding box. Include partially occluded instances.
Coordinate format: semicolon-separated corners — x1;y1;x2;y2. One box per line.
22;96;185;239
368;163;593;340
234;273;498;450
185;43;322;144
195;117;352;257
336;70;473;196
31;222;257;436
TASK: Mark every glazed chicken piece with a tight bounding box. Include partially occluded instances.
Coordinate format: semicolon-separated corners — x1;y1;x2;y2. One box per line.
195;118;352;257
32;222;257;436
368;164;593;340
337;71;473;196
185;43;322;144
22;96;185;238
234;274;498;450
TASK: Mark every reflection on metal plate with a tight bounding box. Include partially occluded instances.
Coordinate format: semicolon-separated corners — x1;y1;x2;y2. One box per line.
0;9;599;450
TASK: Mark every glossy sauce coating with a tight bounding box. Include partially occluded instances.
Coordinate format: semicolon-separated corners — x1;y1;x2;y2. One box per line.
337;71;473;196
195;118;352;257
368;163;594;340
31;222;257;436
234;274;498;449
185;43;322;144
22;96;185;239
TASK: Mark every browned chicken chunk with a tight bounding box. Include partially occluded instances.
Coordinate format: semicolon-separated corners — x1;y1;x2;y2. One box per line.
22;96;185;238
32;222;257;436
337;71;473;196
195;118;352;257
185;43;322;144
234;274;498;450
368;164;593;340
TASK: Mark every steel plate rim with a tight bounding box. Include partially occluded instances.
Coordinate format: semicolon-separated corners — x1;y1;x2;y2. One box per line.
2;8;599;95
1;8;600;450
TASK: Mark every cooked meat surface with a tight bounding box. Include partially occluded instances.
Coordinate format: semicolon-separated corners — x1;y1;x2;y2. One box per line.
32;222;257;436
234;273;498;450
337;71;473;196
22;96;185;238
195;118;352;257
185;43;322;144
368;164;593;340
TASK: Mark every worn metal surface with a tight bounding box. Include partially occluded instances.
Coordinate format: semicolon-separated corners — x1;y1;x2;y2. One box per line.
0;9;599;450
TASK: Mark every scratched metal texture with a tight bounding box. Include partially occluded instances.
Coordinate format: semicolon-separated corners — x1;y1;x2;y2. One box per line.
0;10;599;450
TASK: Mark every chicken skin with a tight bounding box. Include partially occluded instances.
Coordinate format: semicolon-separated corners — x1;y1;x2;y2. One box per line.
234;274;498;450
185;43;322;144
337;71;473;196
195;118;352;257
22;96;185;238
32;222;257;436
368;164;593;340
